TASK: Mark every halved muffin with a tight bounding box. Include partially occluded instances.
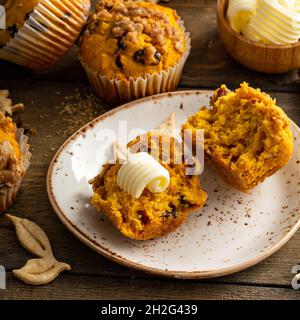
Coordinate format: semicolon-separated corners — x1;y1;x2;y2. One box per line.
90;115;207;240
183;83;293;191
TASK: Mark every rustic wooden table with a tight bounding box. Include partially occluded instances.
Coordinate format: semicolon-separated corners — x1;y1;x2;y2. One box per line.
0;0;300;300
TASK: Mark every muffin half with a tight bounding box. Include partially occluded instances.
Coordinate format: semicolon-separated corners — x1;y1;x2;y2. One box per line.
90;115;207;240
183;83;293;191
79;0;190;104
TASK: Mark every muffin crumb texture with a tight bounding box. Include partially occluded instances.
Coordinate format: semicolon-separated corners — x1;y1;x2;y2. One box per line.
183;83;294;191
91;133;207;240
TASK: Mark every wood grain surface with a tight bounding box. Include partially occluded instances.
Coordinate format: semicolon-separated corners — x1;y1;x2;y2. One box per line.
0;0;299;300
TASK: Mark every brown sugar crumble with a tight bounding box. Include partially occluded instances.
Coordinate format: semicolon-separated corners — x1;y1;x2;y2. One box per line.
56;88;106;137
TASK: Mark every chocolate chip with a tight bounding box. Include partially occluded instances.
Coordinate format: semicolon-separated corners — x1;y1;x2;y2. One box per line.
115;55;123;69
164;203;177;219
138;210;149;225
118;38;127;50
216;87;229;98
231;155;239;163
7;24;18;38
210;87;230;105
179;195;192;207
134;49;145;64
153;51;161;64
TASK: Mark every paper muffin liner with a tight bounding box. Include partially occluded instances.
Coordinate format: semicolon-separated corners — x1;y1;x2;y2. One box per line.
0;128;31;213
0;0;91;70
79;22;191;104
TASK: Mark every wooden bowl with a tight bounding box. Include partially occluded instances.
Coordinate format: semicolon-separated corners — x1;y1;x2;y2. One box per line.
216;0;300;74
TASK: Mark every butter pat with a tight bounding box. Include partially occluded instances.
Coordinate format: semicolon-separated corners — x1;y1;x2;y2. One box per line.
0;6;5;30
117;152;170;199
227;0;300;44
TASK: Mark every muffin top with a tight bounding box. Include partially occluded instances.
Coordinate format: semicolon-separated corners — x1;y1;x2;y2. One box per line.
0;0;39;47
79;0;186;80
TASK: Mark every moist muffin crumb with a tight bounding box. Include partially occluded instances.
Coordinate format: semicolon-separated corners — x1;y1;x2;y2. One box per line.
183;83;294;191
90;131;207;241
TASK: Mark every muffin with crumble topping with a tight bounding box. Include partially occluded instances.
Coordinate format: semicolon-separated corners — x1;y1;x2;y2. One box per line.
79;0;190;104
0;0;90;70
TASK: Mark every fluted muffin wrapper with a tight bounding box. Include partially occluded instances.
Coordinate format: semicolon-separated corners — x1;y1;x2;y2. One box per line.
0;129;31;213
79;23;191;104
0;0;91;71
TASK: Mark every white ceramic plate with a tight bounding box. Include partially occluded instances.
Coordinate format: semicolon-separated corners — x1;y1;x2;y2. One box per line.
47;91;300;278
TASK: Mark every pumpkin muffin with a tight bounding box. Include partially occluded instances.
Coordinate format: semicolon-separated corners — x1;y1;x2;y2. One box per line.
183;83;293;191
90;116;206;240
79;0;190;104
0;92;31;211
0;0;91;70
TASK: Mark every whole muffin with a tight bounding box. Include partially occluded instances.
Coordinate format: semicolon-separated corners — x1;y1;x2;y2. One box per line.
79;0;190;104
0;106;31;212
0;0;91;70
183;83;294;192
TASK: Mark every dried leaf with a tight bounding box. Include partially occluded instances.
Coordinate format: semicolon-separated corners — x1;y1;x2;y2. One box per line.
15;255;55;274
6;214;52;257
6;214;71;285
13;258;71;286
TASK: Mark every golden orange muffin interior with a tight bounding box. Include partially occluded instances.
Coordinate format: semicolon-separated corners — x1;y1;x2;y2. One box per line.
0;112;23;185
0;0;40;47
79;0;186;80
0;112;21;159
183;83;293;191
91;133;207;240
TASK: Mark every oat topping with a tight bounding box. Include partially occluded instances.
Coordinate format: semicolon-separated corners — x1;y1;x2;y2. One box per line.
0;90;25;116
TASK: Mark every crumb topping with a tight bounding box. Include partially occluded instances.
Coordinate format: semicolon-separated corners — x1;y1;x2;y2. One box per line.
80;0;186;79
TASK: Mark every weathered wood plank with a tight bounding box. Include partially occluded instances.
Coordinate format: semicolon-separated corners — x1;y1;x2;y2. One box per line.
0;79;299;289
0;0;299;92
0;272;299;300
0;0;299;299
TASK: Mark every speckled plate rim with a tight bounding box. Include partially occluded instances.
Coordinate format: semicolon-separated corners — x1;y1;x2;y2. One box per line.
46;90;300;279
